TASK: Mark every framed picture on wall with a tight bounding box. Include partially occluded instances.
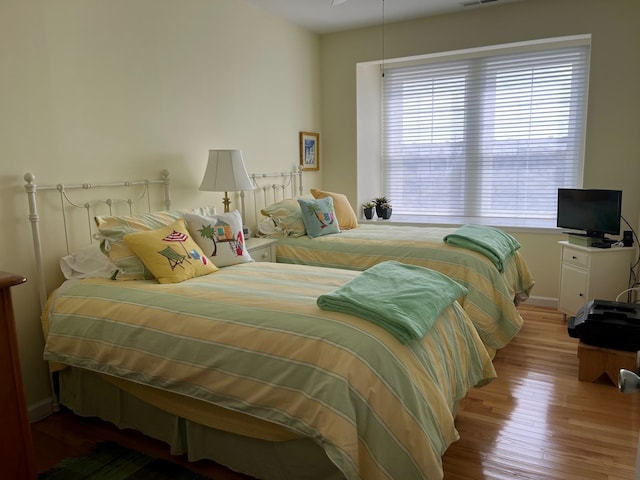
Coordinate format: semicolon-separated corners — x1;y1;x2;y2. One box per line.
299;131;319;171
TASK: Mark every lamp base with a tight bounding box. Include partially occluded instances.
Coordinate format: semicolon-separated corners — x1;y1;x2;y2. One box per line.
223;192;231;213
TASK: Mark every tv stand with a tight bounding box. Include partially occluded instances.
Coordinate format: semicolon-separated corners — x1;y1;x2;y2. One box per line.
558;241;634;316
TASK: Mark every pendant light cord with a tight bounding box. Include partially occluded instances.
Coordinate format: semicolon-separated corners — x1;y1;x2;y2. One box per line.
381;0;385;77
380;0;385;194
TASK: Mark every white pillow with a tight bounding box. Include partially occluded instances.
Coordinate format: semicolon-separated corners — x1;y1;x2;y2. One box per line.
183;210;254;267
60;244;118;279
257;217;279;237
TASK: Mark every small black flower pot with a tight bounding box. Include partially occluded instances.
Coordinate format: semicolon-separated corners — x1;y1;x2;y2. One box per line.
379;208;392;220
363;207;374;220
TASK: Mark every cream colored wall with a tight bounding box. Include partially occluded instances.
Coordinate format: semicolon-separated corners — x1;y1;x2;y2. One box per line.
1;0;322;417
319;0;640;304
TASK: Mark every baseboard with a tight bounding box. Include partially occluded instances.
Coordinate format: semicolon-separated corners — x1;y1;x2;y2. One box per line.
522;295;558;309
29;396;55;423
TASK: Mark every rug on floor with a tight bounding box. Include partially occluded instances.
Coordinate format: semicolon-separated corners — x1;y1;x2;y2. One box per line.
39;441;211;480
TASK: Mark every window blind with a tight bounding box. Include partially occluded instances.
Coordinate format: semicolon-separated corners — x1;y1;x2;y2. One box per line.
382;44;590;222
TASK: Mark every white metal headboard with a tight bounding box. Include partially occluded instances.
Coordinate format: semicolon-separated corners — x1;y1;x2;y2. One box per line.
241;167;304;232
24;170;171;310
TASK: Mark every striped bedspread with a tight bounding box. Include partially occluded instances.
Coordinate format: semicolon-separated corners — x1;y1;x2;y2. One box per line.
44;262;496;480
274;224;535;349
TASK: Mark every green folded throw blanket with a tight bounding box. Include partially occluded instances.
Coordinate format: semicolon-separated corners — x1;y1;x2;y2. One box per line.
316;260;467;344
443;224;521;273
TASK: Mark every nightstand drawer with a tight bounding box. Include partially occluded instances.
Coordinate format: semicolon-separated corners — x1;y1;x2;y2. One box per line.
245;238;277;263
562;248;590;268
251;244;274;262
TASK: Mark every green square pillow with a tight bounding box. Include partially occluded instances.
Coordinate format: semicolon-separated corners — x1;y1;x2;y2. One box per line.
183;210;253;267
123;218;218;284
260;198;307;237
297;197;340;238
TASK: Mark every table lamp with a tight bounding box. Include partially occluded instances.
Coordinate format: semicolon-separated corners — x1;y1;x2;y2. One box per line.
199;149;254;213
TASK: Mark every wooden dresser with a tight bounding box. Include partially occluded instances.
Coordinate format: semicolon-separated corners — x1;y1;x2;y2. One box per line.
0;272;36;479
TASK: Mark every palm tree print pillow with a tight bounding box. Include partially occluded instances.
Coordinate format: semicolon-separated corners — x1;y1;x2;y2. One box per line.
296;197;341;238
183;210;254;267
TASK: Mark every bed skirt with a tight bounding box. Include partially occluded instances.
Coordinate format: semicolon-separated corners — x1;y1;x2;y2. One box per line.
58;367;345;480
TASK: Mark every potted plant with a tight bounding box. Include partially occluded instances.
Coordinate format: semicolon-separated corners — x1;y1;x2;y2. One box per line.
373;196;392;219
362;201;375;220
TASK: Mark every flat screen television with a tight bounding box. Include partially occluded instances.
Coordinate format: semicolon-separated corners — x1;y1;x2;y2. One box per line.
556;188;622;239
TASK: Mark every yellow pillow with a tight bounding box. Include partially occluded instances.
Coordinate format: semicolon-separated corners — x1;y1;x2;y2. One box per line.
311;189;358;230
123;218;218;283
95;210;186;280
95;206;217;280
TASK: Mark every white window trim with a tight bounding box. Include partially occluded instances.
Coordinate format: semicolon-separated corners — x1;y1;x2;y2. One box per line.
356;34;591;230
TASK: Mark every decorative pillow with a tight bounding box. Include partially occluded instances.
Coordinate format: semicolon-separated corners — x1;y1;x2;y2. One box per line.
297;197;341;238
95;207;216;280
260;198;307;237
183;210;253;267
311;188;358;230
123;218;218;284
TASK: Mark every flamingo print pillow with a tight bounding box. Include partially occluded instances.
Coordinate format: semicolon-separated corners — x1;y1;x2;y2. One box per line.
183;210;253;267
297;197;341;238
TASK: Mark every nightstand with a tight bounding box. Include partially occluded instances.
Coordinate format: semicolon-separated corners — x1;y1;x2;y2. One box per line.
246;238;277;263
0;272;36;479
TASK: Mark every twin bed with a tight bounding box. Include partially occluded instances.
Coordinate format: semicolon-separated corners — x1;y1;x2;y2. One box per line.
270;223;533;351
26;170;533;480
252;182;534;352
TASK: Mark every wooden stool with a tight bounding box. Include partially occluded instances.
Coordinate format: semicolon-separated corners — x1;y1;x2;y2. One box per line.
577;342;638;384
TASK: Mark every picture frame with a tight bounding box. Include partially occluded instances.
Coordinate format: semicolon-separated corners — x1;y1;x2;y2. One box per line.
299;131;320;171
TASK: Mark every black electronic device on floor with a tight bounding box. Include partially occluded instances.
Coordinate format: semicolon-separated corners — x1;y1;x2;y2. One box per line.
568;299;640;351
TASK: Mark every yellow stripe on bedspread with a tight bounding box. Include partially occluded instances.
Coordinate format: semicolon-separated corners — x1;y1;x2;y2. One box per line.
44;262;496;480
274;224;535;349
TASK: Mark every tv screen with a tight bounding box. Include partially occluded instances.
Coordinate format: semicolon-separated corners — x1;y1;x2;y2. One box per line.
556;189;622;238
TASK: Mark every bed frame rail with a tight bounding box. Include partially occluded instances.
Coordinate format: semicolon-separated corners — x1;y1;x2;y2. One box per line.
24;170;171;310
241;167;303;234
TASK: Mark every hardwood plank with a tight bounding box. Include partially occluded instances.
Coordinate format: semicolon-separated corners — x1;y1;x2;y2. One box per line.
443;304;640;479
32;304;640;479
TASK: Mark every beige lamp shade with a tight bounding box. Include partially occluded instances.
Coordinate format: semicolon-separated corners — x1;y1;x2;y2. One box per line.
199;149;254;212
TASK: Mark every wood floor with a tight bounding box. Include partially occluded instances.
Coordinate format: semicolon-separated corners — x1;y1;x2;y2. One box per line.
31;304;640;479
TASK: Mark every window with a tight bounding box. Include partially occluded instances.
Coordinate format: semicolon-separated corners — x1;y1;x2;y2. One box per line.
358;36;591;227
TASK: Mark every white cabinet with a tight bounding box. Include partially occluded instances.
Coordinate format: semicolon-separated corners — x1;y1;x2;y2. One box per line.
558;241;634;316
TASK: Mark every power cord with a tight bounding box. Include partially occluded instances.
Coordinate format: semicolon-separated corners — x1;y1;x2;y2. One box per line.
621;215;639;302
616;287;640;303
